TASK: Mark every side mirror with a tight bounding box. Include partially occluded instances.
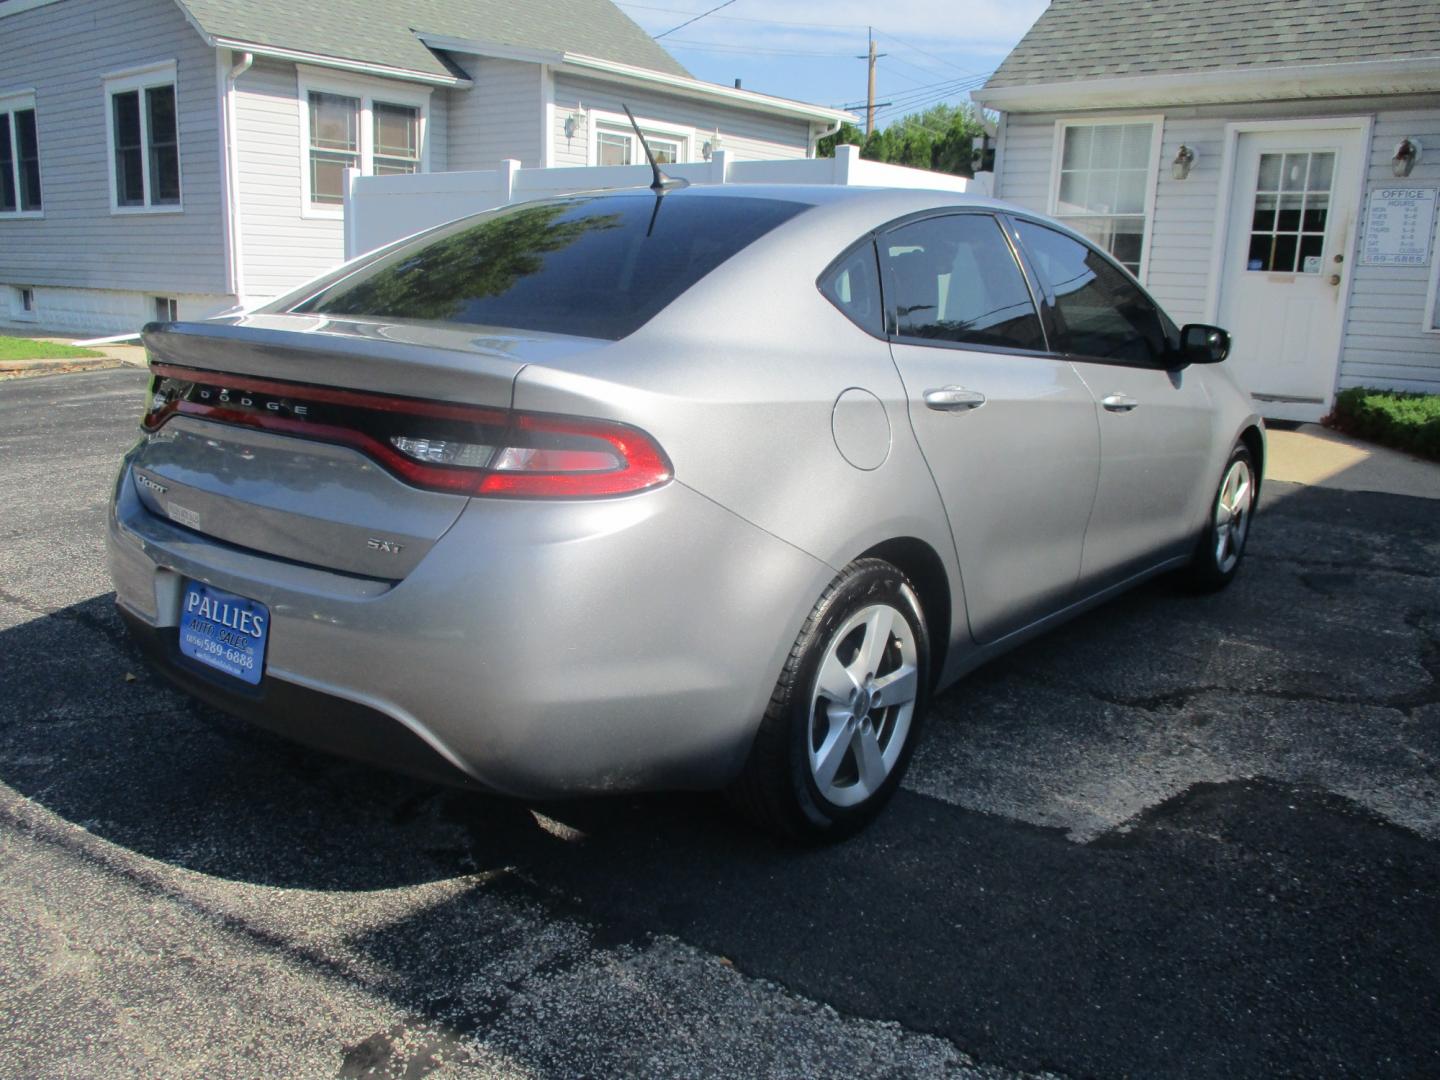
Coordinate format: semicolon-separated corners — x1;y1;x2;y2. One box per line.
1178;323;1231;365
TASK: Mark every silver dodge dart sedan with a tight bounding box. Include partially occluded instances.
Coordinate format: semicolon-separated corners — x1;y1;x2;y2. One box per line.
108;184;1262;840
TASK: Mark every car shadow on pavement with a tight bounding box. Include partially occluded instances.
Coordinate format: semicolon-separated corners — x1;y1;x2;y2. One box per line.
1;482;1437;1077
2;618;1437;1074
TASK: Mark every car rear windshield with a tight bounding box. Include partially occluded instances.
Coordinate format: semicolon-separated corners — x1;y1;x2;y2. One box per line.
291;193;810;340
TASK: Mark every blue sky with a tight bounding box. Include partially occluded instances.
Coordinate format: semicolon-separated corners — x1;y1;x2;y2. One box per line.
615;0;1050;125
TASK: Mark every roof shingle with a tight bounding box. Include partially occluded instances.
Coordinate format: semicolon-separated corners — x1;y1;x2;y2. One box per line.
985;0;1440;88
178;0;690;81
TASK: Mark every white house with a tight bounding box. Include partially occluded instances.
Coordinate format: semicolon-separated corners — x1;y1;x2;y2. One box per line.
0;0;850;334
974;0;1440;421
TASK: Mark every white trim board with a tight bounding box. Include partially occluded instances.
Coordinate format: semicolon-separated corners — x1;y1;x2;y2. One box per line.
974;57;1440;113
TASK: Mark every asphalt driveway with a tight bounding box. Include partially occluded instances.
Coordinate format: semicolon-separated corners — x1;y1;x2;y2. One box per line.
2;368;1437;1078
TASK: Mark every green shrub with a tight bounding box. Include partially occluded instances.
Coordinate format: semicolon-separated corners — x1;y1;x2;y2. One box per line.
1324;387;1440;462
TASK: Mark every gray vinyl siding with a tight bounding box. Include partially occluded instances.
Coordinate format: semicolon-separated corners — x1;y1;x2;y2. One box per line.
444;57;544;170
994;96;1440;394
1339;105;1440;393
232;58;449;301
0;0;226;295
550;74;811;167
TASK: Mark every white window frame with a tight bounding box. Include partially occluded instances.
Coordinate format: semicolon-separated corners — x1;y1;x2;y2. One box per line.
297;66;431;220
103;61;182;215
11;285;38;322
1047;114;1164;283
586;108;692;167
0;88;42;219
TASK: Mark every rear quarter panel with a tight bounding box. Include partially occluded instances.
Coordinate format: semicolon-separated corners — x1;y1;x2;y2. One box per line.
509;201;972;659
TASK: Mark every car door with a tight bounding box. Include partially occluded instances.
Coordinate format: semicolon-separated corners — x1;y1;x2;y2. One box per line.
879;212;1101;645
1010;218;1219;587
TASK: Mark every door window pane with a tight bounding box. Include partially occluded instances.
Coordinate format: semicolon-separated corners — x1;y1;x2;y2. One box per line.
0;114;14;212
882;214;1044;351
1055;122;1154;275
146;86;179;205
373;102;419;175
1015;220;1169;365
112;90;144;206
1246;150;1333;273
309;92;359;203
16;109;41;211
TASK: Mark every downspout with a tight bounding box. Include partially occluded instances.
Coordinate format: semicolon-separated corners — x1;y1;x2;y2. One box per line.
222;50;254;305
809;118;843;159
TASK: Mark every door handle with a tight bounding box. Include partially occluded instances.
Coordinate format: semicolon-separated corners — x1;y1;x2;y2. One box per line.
923;387;987;411
1101;393;1139;412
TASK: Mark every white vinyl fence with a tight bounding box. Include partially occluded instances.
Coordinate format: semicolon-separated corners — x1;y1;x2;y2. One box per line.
343;144;970;259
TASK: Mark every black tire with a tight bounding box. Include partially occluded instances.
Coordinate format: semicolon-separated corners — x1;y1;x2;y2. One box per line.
728;558;931;842
1183;441;1257;592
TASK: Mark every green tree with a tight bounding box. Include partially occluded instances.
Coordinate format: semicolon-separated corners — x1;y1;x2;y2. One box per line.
818;103;987;178
815;121;864;158
313;203;621;322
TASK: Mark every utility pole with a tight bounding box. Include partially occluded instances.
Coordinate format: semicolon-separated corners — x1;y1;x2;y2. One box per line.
858;27;886;137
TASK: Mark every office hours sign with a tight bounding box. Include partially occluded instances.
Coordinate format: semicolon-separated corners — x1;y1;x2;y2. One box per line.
1361;187;1436;266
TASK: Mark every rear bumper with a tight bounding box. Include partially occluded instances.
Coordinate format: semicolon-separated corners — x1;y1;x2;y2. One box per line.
118;608;479;788
107;454;831;798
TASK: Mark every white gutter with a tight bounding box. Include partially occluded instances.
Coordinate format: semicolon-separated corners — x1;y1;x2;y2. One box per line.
809;117;845;158
973;56;1440;112
417;33;852;125
221;50;254;302
210;37;471;88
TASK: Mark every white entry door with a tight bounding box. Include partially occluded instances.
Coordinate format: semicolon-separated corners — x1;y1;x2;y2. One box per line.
1216;125;1365;421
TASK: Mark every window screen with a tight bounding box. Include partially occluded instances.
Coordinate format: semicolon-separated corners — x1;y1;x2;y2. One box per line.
295;194;810;340
881;214;1044;351
1014;220;1171;365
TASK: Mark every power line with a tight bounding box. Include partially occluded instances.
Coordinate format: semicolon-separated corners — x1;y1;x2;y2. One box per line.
653;0;740;39
870;74;991;123
662;37;858;57
872;29;984;77
618;1;868;31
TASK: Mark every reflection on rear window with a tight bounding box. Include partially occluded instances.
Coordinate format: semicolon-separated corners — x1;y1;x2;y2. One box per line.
293;194;809;340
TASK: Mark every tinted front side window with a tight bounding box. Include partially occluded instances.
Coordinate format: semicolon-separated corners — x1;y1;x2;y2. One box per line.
881;214;1044;351
295;194;808;340
1014;220;1168;364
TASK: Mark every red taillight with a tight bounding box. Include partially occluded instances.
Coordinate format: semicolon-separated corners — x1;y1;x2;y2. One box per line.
144;363;672;498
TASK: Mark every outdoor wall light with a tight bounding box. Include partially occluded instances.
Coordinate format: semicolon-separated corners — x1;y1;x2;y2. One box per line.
564;106;584;141
702;129;721;161
1392;138;1422;178
1171;144;1197;180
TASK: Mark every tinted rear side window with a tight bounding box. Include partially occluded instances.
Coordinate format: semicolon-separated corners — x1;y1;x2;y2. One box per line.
819;242;884;337
292;194;808;340
880;214;1045;351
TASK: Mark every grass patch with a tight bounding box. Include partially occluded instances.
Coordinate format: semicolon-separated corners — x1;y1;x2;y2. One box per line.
0;337;105;361
1324;387;1440;462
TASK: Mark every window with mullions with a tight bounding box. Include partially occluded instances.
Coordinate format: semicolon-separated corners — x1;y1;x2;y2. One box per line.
372;103;420;176
0;98;42;215
106;71;180;210
308;92;359;204
594;125;682;166
302;85;426;209
1246;151;1334;274
1052;121;1156;276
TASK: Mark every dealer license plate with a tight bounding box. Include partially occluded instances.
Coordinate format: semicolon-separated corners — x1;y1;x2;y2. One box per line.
178;581;269;686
